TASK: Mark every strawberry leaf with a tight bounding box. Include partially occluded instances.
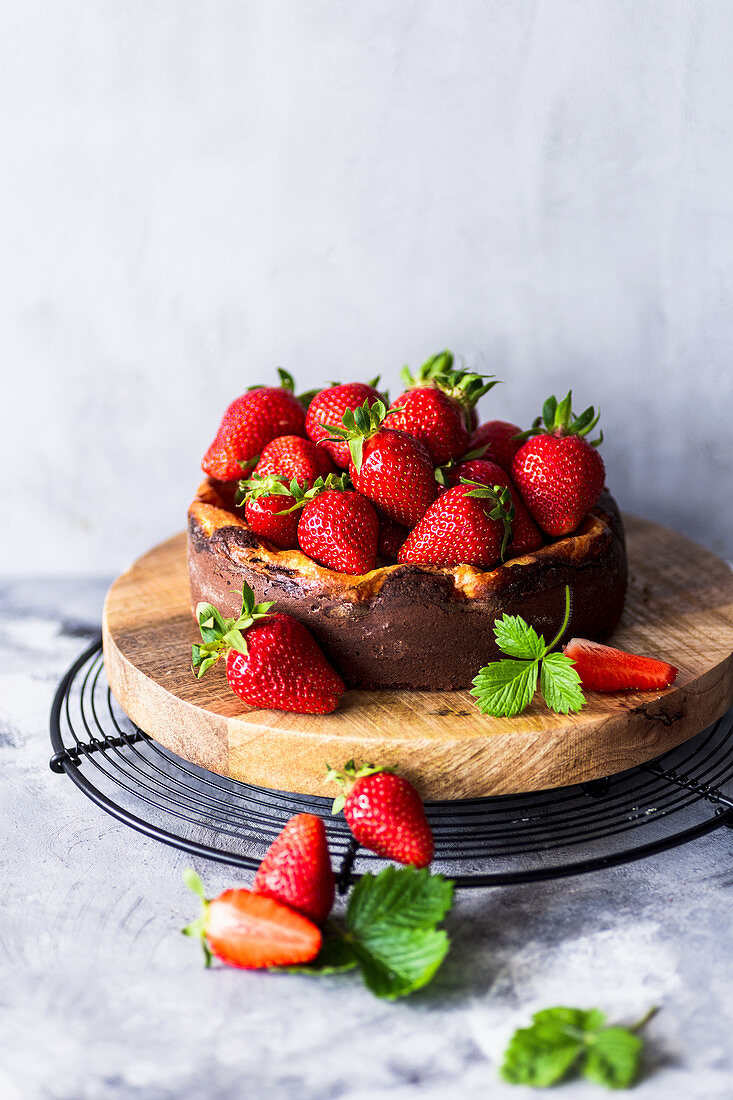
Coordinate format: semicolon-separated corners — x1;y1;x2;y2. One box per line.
493;614;545;660
582;1027;643;1089
540;652;585;714
501;1005;650;1090
344;867;454;1000
471;660;539;717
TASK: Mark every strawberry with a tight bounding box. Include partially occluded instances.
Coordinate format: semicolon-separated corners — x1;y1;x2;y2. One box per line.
322;399;438;528
327;761;434;868
448;459;544;555
251;435;336;483
237;475;303;550
386;386;469;465
305;381;384;467
377;516;408;563
253;813;335;925
511;392;606;536
192;585;344;714
563;638;678;692
202;370;307;481
469;420;523;470
298;488;379;574
398;482;514;568
401;350;499;432
183;870;321;969
236;472;350;552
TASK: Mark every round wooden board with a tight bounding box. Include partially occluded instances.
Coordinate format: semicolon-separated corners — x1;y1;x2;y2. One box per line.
102;517;733;800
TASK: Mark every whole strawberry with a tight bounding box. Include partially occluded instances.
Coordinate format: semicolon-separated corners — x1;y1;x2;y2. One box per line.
377;516;408;563
398;481;514;568
469;420;523;470
237;474;303;549
253;813;335;925
306;381;384;467
192;585;344;714
449;459;544;555
236;472;351;551
323;399;438;528
298;488;379;574
252;435;336;483
402;350;499;432
386;386;469;465
183;869;321;969
511;393;605;537
202;370;307;482
327;761;434;868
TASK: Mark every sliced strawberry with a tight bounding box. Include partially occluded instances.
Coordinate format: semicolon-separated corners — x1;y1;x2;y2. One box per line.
563;638;678;692
253;813;335;925
183;871;321;969
297;489;379;574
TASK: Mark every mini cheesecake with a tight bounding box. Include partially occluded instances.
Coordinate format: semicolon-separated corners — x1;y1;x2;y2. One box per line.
188;480;627;691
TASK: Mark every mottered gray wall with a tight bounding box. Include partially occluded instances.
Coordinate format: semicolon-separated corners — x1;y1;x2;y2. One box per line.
3;0;733;573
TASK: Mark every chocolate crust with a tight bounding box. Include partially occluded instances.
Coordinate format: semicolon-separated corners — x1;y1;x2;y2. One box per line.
187;479;627;690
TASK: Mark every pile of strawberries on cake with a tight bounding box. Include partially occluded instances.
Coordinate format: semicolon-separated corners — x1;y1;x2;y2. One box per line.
201;351;607;575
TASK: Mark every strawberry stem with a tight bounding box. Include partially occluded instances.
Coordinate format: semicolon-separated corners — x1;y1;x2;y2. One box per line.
181;869;213;967
542;586;573;657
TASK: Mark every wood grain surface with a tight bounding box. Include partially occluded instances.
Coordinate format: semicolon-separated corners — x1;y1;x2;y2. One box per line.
102;518;733;799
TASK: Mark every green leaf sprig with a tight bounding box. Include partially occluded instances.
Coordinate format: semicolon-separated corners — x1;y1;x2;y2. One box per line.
500;1005;657;1089
470;585;585;717
191;584;274;677
287;865;454;1000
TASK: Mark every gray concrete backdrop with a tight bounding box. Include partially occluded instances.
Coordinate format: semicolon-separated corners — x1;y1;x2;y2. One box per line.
3;0;733;573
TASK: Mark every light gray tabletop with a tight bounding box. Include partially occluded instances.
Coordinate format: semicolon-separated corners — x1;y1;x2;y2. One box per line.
2;576;733;1100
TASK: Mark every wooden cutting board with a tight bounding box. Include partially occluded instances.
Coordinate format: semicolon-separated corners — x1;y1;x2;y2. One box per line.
102;517;733;800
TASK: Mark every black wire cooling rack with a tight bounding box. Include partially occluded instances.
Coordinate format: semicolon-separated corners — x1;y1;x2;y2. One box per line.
49;637;733;889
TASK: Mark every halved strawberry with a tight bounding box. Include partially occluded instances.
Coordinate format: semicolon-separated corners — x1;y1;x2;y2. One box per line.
563;638;678;692
183;870;321;969
253;813;335;926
